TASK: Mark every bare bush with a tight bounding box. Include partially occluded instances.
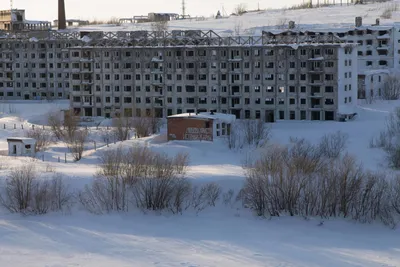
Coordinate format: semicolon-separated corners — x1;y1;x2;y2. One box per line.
243;119;270;147
241;138;400;227
112;116;132;141
226;121;244;150
222;189;235;207
131;151;190;211
48;111;64;140
48;109;79;141
132;115;161;138
381;74;400;100
79;146;192;214
318;131;349;159
234;3;247;15
25;128;52;152
66;129;89;161
151;20;168;34
0;165;72;214
371;108;400;168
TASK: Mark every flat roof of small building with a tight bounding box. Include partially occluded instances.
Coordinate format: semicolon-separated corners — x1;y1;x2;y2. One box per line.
168;112;236;123
7;137;36;145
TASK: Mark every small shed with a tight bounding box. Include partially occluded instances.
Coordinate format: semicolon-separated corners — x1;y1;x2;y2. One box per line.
167;112;236;142
7;137;36;157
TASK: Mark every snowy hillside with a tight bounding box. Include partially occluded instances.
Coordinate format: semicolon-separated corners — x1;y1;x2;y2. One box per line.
0;100;399;266
74;1;400;35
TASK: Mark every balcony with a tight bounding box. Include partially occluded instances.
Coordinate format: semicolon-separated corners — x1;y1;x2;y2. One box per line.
82;79;93;85
309;92;323;98
309;105;322;110
151;67;163;73
228;56;242;61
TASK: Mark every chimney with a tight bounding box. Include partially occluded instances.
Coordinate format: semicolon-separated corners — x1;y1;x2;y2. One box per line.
58;0;66;30
355;16;362;28
376;18;380;26
288;21;296;30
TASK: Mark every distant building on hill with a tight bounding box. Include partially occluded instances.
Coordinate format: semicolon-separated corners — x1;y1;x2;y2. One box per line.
0;9;51;32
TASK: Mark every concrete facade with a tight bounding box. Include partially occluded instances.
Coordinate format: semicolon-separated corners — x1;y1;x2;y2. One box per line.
0;30;357;121
264;18;400;101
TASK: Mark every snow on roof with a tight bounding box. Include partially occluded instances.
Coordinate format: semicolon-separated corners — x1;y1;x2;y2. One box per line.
7;137;36;145
168;112;236;123
81;35;92;43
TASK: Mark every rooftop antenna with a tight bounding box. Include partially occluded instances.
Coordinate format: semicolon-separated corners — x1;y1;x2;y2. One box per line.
182;0;186;18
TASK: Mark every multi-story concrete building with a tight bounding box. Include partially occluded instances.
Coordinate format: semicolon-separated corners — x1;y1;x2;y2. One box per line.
263;17;400;100
0;30;357;121
0;9;51;32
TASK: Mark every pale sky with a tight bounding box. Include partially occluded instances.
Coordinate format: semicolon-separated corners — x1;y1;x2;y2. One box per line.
1;0;301;21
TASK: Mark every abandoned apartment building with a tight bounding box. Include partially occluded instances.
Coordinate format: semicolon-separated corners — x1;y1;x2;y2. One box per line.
0;30;357;121
263;17;400;101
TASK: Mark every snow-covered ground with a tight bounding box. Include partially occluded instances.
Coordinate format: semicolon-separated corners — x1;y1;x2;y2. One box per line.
0;100;399;267
74;1;400;35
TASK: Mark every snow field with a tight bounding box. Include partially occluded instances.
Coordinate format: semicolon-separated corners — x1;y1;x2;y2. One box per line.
0;100;398;266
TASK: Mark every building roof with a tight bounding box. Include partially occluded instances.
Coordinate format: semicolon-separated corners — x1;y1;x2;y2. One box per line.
168;112;236;123
7;137;36;145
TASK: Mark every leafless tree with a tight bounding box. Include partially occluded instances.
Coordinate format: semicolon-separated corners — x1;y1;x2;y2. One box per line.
381;74;400;100
370;107;400;168
48;109;79;141
66;129;89;161
132;114;162;138
47;111;64;140
226;121;244;150
151;20;168;35
318;131;349;159
112;116;133;141
242;119;271;147
0;165;72;214
25;128;53;152
234;3;247;15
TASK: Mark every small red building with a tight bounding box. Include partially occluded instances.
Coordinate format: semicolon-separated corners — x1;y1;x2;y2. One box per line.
167;112;236;142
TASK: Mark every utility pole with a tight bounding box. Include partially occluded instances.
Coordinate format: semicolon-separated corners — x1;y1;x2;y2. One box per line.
10;0;13;10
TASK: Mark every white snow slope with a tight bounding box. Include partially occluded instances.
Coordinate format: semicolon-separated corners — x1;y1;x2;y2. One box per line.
0;100;399;267
75;1;400;35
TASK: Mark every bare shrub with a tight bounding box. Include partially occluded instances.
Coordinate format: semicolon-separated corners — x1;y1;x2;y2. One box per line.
371;108;400;168
381;74;400;100
202;183;222;207
241;137;400;227
131;151;190;211
44;164;56;173
381;3;399;19
0;156;9;170
0;165;72;214
132;115;161;138
66;129;89;161
47;111;64;140
234;3;247;15
112;116;132;141
48;109;79;141
222;189;235;206
318;131;349;159
79;146;192;214
226;121;244;150
151;20;168;35
242;119;270;147
25;128;52;152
